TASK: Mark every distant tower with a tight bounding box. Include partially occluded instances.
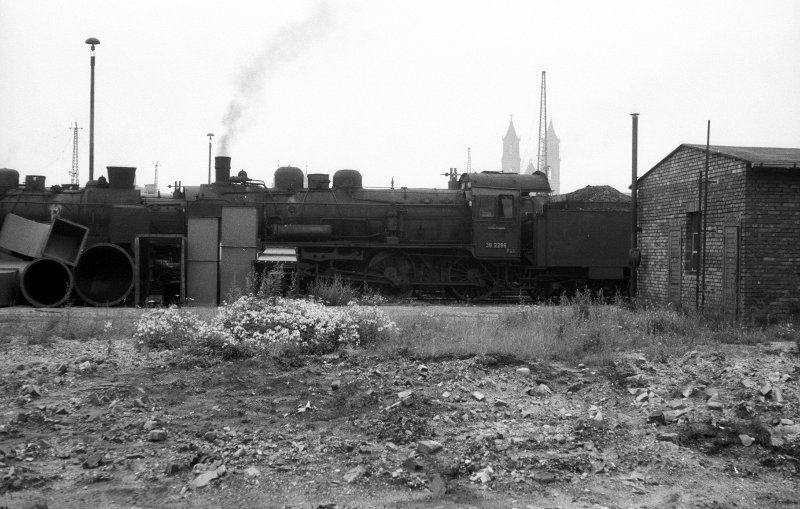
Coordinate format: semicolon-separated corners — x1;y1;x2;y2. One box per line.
69;122;82;185
524;160;536;174
547;119;561;194
501;116;521;173
466;147;472;174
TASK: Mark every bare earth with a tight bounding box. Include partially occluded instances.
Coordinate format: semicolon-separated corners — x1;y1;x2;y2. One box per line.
0;306;798;509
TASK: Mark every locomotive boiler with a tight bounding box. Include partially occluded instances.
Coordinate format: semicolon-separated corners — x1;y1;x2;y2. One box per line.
0;156;631;307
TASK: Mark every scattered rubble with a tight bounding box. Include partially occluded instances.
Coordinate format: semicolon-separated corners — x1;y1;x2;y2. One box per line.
0;312;798;508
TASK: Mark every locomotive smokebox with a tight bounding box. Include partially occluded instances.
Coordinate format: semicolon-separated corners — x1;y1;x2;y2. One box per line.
106;166;136;189
215;156;231;184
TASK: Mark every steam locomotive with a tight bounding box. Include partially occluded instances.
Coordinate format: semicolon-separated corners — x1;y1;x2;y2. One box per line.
0;156;631;307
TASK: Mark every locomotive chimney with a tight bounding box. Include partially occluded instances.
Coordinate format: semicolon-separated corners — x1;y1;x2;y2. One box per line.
215;156;231;184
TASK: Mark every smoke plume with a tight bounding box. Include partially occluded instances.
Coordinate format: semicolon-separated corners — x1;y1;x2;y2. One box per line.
217;2;332;155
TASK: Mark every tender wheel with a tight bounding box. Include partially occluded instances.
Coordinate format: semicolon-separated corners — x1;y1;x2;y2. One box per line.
365;252;416;298
447;259;494;301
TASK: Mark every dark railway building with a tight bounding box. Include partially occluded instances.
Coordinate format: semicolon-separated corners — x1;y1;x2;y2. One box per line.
636;144;800;320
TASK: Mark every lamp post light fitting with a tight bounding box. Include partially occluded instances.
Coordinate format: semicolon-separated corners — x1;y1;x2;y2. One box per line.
207;133;215;184
85;37;100;182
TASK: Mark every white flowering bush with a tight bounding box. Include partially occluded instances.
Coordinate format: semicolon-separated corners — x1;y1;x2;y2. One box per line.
133;306;202;351
133;295;399;359
342;301;398;347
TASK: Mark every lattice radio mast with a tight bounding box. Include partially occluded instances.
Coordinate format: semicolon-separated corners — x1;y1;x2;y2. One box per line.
466;147;472;174
536;71;548;180
69;122;82;185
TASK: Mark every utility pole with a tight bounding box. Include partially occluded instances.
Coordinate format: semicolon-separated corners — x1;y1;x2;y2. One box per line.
69;122;82;186
536;71;548;180
630;113;640;300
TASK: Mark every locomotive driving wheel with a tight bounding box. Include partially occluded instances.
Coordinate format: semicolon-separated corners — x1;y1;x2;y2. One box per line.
447;259;495;301
365;252;416;298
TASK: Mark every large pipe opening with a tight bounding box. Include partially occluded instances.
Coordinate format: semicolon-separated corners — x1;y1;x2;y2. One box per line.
20;258;74;308
74;243;134;306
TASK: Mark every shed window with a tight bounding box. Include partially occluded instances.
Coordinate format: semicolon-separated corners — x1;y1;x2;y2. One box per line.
685;212;700;273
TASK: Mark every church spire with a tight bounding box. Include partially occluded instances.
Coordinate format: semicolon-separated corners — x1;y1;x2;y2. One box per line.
501;116;521;173
546;119;561;193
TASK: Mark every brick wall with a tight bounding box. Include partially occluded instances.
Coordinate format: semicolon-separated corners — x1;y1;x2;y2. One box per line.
637;146;746;313
742;168;800;317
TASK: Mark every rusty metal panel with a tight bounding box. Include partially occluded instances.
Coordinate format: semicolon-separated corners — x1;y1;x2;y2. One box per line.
42;217;89;266
110;205;151;245
0;269;18;307
186;261;218;306
219;246;257;301
188;217;219;262
221;207;257;248
186;217;219;306
0;213;50;259
545;209;630;268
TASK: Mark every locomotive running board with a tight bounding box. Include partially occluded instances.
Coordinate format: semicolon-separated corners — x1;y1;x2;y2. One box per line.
258;247;298;263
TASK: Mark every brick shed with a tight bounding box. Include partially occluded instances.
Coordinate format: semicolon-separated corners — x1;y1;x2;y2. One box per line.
636;144;800;321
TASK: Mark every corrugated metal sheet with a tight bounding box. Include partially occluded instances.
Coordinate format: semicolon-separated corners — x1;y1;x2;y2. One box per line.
258;247;298;263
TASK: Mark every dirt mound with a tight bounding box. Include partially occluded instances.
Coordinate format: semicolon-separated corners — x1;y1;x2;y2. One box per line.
561;185;632;203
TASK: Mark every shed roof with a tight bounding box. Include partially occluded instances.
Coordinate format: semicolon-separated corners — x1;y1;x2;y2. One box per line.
684;145;800;167
640;144;800;182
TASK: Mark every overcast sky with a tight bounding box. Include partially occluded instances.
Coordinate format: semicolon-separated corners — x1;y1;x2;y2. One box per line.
1;0;798;194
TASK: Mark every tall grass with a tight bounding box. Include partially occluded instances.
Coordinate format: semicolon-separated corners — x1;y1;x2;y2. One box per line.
2;288;796;366
382;293;796;365
0;307;136;346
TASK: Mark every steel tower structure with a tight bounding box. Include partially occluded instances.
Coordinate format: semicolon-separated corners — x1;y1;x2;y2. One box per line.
69;122;82;185
536;71;548;180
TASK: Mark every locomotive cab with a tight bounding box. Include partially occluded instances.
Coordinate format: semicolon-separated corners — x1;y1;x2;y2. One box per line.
460;172;550;260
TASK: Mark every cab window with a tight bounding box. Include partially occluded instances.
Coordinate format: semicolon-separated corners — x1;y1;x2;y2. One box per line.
478;196;495;217
499;195;514;218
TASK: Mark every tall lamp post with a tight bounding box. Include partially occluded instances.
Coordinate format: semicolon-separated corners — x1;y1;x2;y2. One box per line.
85;37;100;182
206;133;215;184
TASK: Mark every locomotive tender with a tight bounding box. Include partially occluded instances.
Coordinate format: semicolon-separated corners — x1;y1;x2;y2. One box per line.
0;156;631;307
